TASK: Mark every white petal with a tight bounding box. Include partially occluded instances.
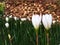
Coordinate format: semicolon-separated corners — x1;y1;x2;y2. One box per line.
39;15;42;25
42;15;49;30
47;14;52;29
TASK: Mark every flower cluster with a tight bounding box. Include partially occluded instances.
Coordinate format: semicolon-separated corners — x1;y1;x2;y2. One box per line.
32;14;53;30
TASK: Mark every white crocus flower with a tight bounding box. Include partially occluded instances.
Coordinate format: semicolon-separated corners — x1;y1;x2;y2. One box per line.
32;14;42;30
21;18;27;21
42;14;52;30
14;16;18;21
5;23;9;28
5;17;9;22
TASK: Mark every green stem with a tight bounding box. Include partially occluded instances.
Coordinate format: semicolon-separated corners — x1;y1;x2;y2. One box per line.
10;40;12;45
46;30;49;45
46;32;49;45
36;31;38;45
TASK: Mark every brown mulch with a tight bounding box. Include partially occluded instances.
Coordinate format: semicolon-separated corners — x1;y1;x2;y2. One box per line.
5;0;60;21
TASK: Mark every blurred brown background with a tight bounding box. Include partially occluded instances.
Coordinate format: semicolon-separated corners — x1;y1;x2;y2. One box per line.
5;0;60;21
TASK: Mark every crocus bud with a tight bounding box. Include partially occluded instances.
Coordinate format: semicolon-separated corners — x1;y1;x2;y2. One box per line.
32;14;42;30
5;23;9;28
5;17;9;22
42;14;52;30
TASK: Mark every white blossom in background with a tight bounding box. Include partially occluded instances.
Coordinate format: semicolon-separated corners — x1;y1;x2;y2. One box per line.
5;23;9;28
14;16;19;21
21;18;27;21
53;20;56;24
8;34;11;39
9;15;12;18
57;20;59;22
27;16;31;21
32;14;42;30
20;21;22;24
57;16;59;18
42;14;52;30
5;17;9;22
